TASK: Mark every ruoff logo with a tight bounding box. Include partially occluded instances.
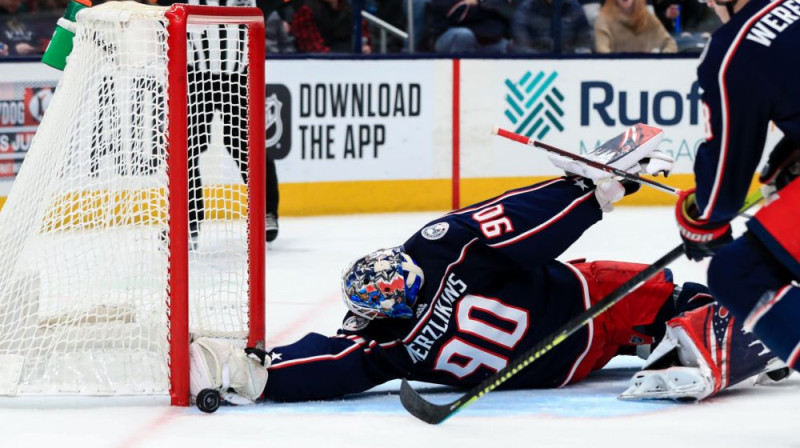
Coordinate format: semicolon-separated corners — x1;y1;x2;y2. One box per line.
504;71;565;140
266;84;291;160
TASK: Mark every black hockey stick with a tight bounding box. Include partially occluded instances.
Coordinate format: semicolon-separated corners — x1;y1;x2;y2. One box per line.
400;190;764;424
492;126;680;196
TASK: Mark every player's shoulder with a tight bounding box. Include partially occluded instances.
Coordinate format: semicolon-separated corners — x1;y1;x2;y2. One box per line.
705;0;795;56
699;0;779;85
404;208;479;248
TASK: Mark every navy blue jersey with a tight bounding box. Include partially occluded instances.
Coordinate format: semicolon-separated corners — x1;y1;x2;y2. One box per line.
694;0;800;224
264;178;613;402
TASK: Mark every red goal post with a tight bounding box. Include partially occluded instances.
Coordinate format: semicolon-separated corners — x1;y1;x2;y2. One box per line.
165;3;266;406
0;2;265;407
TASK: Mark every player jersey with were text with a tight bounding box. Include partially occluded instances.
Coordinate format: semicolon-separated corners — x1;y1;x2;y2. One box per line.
694;0;800;224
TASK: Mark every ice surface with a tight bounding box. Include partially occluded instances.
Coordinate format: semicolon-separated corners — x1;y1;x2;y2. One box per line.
1;206;797;448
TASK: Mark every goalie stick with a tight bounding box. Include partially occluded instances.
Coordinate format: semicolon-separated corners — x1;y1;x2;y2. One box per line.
492;126;679;197
399;190;765;424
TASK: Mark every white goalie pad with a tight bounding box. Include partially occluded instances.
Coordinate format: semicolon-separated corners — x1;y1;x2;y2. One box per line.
619;301;779;402
549;123;666;180
189;338;269;405
619;366;714;402
618;323;716;402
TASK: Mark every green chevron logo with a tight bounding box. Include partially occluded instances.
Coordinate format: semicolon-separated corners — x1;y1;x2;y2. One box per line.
504;71;565;139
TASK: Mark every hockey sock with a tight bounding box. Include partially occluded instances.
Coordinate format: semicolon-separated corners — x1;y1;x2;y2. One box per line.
744;285;800;370
708;234;794;319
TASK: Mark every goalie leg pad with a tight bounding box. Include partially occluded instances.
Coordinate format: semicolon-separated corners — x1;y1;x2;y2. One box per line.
189;338;270;405
562;261;673;381
620;366;713;402
572;260;675;347
620;302;777;402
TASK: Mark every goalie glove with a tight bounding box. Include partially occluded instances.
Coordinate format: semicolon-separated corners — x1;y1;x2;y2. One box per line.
591;150;669;212
640;150;675;177
619;302;777;402
594;178;641;213
189;338;270;405
675;188;732;261
552;149;675;181
549;123;673;180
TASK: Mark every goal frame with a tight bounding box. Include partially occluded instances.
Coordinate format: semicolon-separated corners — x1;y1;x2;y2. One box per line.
165;4;266;406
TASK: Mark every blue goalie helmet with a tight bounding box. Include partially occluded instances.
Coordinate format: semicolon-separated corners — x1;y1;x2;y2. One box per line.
341;247;425;319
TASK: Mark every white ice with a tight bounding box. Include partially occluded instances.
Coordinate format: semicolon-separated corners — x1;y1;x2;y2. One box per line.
1;206;798;448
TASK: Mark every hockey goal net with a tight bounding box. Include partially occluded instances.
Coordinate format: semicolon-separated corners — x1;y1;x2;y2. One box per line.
0;2;265;405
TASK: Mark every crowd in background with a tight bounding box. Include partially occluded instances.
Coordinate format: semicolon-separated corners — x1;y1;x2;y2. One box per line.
0;0;720;58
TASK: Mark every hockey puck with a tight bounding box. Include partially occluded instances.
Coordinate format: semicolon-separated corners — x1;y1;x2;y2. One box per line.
767;367;791;382
197;388;221;413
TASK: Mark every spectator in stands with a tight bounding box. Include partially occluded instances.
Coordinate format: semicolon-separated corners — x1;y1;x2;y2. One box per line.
37;0;70;11
290;0;372;53
0;0;22;13
259;0;297;53
594;0;676;53
429;0;512;53
372;0;405;53
266;10;297;53
403;0;429;50
0;0;47;56
511;0;592;54
652;0;716;34
653;0;680;32
579;0;601;27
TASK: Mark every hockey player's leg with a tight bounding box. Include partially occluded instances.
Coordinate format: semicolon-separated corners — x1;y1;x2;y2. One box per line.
185;69;215;249
266;159;280;242
707;235;800;370
189;338;270;406
565;261;677;380
574;260;678;339
619;302;779;402
742;286;800;370
221;71;250;186
706;234;789;318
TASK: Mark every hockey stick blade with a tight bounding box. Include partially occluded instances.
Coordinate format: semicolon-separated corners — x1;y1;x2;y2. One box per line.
399;381;457;424
492;126;679;196
400;190;764;424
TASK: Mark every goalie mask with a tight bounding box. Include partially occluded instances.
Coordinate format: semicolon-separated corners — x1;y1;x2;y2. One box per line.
341;247;424;320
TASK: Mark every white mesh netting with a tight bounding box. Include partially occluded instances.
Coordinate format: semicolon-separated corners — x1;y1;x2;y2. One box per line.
0;2;255;396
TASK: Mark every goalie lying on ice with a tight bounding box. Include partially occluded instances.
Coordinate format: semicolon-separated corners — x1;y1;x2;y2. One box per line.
189;147;787;406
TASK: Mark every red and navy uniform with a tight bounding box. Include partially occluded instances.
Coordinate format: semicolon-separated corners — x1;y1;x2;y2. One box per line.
693;0;800;369
693;0;800;226
263;178;694;402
